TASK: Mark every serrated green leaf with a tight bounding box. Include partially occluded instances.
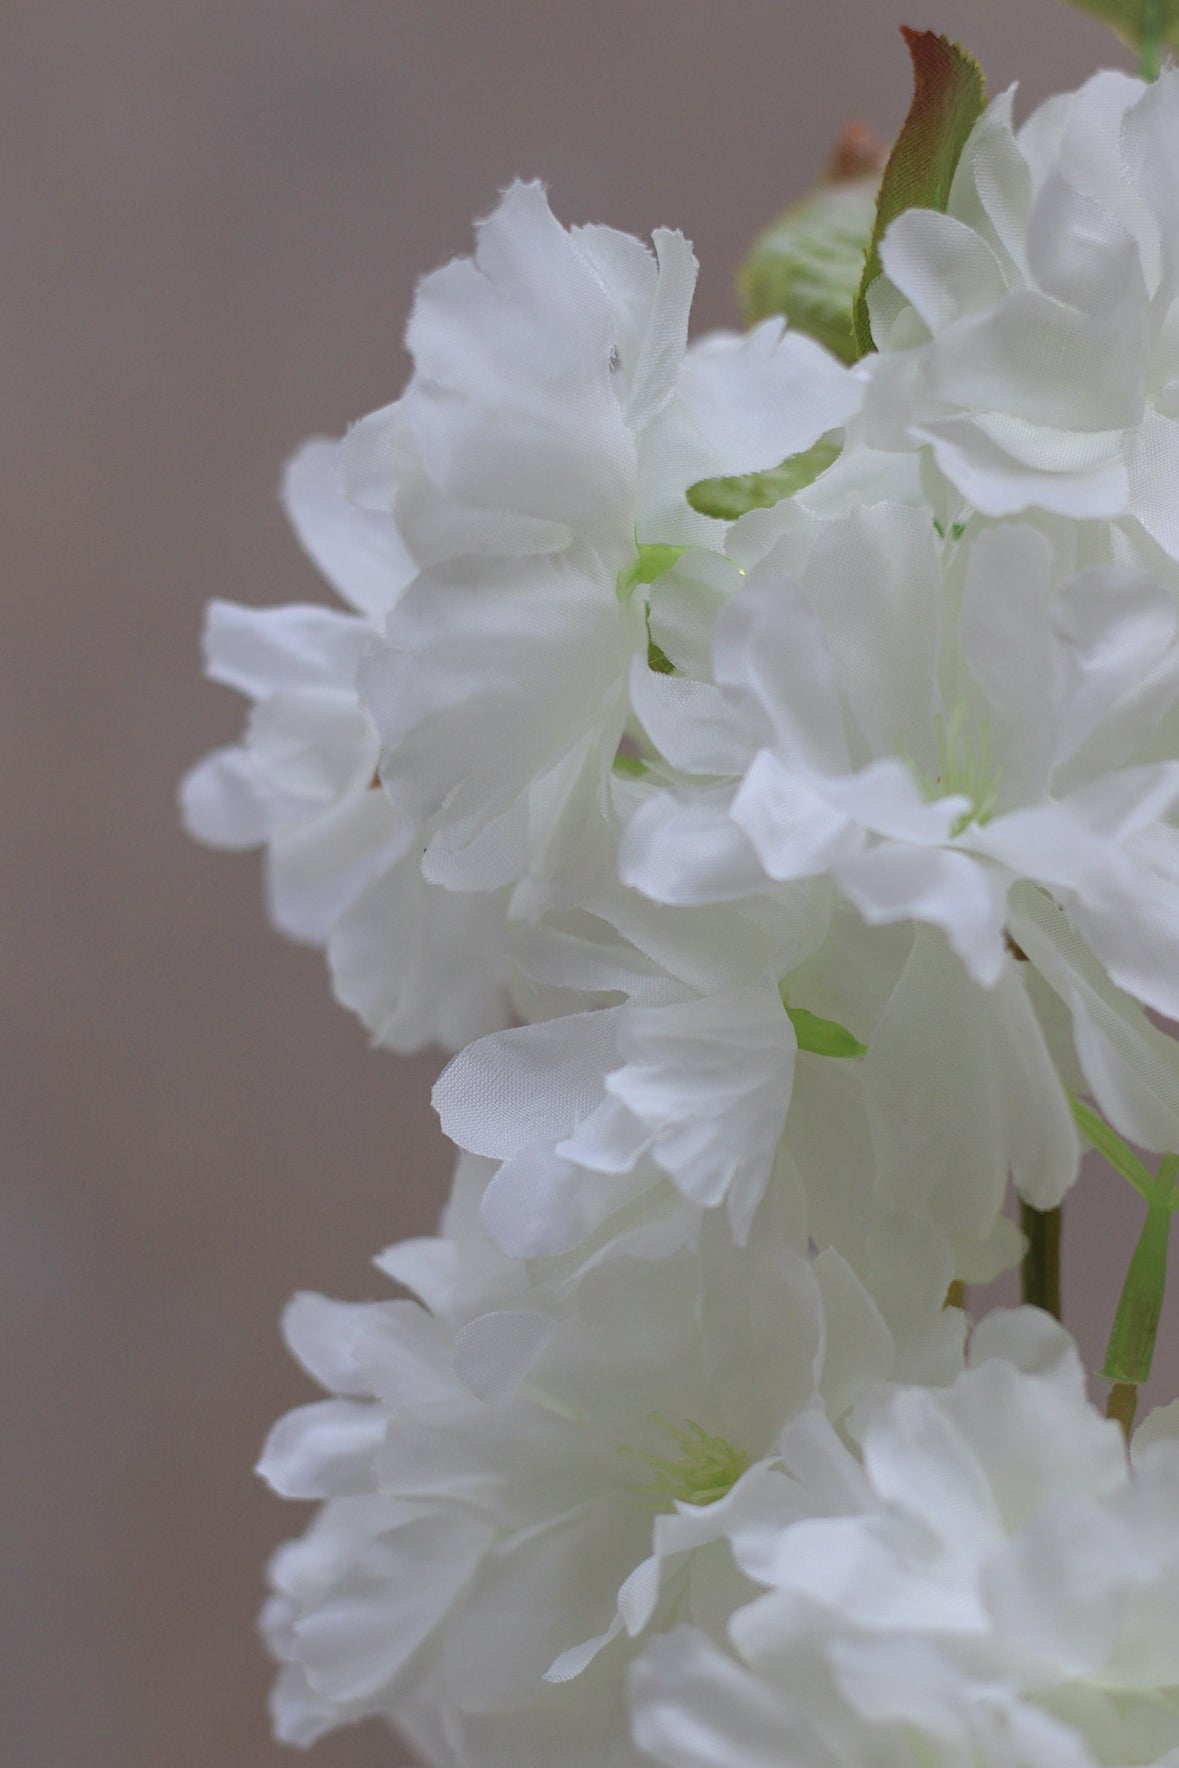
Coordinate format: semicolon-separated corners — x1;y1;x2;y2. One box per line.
1101;1202;1172;1384
853;28;987;357
785;1005;867;1060
1061;0;1178;76
687;437;842;522
1068;1095;1156;1201
740;176;879;364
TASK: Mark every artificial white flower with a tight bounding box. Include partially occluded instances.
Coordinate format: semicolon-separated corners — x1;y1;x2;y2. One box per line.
350;179;861;893
180;438;516;1052
864;71;1179;564
626;493;1179;1005
434;875;1003;1291
433;874;826;1248
631;1310;1179;1768
258;1176;954;1761
192;62;1179;1768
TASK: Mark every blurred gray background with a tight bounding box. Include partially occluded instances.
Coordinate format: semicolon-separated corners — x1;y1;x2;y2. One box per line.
1;2;1159;1764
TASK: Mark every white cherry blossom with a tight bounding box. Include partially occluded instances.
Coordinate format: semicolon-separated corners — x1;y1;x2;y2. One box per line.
176;82;1179;1768
351;180;861;893
864;71;1179;564
624;500;1179;1018
180;438;516;1052
257;1199;932;1761
631;1311;1179;1768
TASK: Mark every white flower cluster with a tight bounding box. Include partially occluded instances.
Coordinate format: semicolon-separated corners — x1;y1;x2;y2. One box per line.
185;64;1179;1768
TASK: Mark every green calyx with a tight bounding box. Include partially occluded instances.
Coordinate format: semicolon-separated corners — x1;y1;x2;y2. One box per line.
616;543;687;605
853;29;987;358
617;542;687;676
622;1414;750;1511
615;537;685;675
781;996;867;1060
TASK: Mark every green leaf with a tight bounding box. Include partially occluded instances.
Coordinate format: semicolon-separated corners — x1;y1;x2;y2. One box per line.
687;437;842;522
852;28;987;357
1059;0;1179;76
1101;1202;1173;1385
739;176;879;365
785;1005;867;1060
1068;1094;1156;1202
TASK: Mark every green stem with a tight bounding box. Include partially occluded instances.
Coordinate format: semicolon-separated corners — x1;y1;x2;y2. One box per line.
1142;0;1163;80
1020;1202;1062;1319
1107;1381;1138;1442
1099;1155;1177;1440
1101;1200;1172;1385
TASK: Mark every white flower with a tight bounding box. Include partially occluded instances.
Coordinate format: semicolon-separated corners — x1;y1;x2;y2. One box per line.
434;880;826;1249
257;1179;942;1760
626;500;1179;1018
180;438;515;1052
194;102;1179;1768
631;1310;1179;1768
864;71;1179;563
434;859;1001;1300
619;488;1179;1240
350;180;861;892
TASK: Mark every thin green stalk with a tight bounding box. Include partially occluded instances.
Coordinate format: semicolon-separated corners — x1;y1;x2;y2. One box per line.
1100;1155;1177;1434
1107;1381;1139;1441
1142;0;1164;79
1020;1202;1062;1319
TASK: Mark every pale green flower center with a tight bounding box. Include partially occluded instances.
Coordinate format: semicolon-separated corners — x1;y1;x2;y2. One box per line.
621;1413;750;1510
917;705;1000;837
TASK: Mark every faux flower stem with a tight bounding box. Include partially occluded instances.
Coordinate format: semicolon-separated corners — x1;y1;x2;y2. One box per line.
1020;1202;1062;1319
1100;1157;1176;1432
1106;1380;1139;1439
1142;0;1163;79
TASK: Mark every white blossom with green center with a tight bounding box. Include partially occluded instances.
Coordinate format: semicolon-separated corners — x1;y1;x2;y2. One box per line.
625;498;1179;1014
632;1311;1179;1768
348;181;859;895
259;1211;938;1758
624;1415;752;1510
921;706;1000;838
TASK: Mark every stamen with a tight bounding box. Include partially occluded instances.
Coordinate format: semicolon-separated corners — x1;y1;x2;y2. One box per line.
620;1413;750;1510
920;705;1001;834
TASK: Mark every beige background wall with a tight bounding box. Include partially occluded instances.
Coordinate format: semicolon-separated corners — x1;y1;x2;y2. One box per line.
1;3;1157;1764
